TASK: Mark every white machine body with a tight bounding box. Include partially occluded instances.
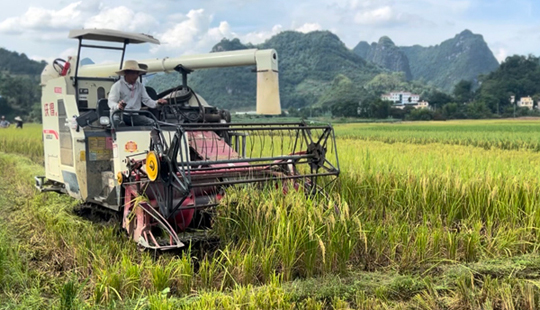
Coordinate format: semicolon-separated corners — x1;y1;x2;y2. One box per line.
39;28;281;209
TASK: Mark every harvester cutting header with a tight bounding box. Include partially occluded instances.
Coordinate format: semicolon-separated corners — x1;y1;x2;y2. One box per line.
37;28;340;250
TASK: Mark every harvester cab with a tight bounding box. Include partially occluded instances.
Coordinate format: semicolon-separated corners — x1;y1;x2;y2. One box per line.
37;28;340;250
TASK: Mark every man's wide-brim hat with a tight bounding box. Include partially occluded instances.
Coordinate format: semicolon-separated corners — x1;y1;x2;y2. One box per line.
115;60;147;75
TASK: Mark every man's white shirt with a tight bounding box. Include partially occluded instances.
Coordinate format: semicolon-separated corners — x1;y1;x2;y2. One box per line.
108;78;158;111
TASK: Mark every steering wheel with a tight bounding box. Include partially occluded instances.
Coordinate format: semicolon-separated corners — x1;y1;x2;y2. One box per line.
157;86;205;123
52;58;67;75
157;85;193;103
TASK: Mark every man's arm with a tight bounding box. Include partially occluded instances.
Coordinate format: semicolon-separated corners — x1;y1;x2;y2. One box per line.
108;82;123;111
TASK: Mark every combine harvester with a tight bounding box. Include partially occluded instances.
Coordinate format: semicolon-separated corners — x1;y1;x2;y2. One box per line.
36;29;340;250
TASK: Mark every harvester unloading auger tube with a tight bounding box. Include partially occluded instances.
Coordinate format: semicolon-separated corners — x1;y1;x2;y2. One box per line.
36;28;340;250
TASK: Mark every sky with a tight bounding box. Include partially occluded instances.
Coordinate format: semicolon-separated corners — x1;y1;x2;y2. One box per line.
0;0;538;65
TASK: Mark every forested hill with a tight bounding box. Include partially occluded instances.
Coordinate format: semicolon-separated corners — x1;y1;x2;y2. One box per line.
0;48;45;121
149;30;497;112
0;48;46;76
474;55;540;114
353;30;499;92
147;31;383;110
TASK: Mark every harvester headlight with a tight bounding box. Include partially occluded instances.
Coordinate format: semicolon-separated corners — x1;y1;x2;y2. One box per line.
146;151;160;182
99;116;110;126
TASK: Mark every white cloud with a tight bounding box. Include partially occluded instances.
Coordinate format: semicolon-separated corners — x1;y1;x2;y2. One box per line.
84;6;157;32
207;21;234;40
354;6;394;25
152;9;235;54
420;0;471;13
29;55;51;63
0;1;155;38
30;47;77;63
295;23;322;33
151;9;301;54
239;25;283;45
351;4;430;28
494;47;507;63
60;47;78;60
345;0;391;10
0;2;85;34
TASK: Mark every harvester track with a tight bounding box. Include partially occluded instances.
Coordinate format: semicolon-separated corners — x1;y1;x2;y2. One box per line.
73;202;120;225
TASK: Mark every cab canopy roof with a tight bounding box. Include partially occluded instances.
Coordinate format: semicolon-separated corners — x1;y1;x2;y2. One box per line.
68;29;160;45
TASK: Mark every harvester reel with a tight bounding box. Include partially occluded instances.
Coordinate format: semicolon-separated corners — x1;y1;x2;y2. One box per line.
121;122;339;250
282;157;328;199
307;143;326;171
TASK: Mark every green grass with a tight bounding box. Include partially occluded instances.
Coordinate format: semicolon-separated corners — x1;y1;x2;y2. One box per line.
2;120;540;309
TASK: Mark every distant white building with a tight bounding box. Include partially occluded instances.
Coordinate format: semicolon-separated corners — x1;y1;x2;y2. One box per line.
382;91;429;110
517;96;534;110
392;100;430;110
381;91;420;105
417;100;429;109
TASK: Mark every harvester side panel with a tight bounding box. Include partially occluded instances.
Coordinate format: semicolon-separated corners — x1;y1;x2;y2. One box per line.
113;129;154;174
83;130;114;204
41;76;87;199
42;77;63;181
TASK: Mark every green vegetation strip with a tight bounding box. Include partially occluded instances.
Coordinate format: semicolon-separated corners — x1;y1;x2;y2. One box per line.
335;119;540;152
6;120;540;165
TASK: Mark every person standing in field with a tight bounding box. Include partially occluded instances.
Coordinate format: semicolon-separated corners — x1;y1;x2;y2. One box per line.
14;116;23;129
0;116;9;128
108;60;167;126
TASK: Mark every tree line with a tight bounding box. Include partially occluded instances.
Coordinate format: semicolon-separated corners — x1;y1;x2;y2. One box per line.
291;55;540;120
0;48;45;121
0;72;42;121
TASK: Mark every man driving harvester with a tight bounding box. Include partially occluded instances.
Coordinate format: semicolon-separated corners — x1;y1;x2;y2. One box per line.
108;60;167;126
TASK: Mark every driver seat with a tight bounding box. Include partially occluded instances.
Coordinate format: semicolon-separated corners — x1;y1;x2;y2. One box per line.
97;99;110;117
146;86;158;100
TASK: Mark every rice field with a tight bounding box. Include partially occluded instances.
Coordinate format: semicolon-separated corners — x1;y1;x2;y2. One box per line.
0;125;43;162
1;119;540;309
335;119;540;152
